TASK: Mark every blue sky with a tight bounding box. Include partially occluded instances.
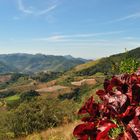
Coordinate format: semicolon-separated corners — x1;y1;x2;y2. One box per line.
0;0;140;58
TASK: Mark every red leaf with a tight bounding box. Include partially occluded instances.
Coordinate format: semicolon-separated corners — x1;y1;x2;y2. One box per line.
120;131;133;140
111;76;122;87
104;79;112;92
132;84;140;105
73;123;96;140
96;120;117;140
78;97;99;116
128;116;140;140
81;117;95;122
135;106;140;117
73;72;140;140
78;96;94;114
118;106;134;118
96;90;106;100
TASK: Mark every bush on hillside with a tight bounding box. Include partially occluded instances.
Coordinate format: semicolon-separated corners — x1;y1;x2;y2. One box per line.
0;90;16;98
20;90;40;102
32;71;62;82
119;57;139;74
0;98;77;137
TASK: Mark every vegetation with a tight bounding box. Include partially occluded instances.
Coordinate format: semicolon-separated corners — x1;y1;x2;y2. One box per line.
0;47;140;139
5;95;20;102
73;72;140;140
10;73;29;82
32;71;62;82
0;98;78;139
0;90;16;98
20;90;40;102
76;47;140;76
0;53;86;74
58;84;101;103
119;57;139;74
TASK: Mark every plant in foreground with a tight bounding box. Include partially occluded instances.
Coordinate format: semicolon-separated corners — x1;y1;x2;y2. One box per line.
73;71;140;140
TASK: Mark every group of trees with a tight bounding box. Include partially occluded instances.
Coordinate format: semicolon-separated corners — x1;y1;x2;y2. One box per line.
32;71;62;82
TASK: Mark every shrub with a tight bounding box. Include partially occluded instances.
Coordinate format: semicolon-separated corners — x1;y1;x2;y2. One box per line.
32;72;62;82
0;90;16;98
4;98;77;137
20;90;40;102
119;57;139;74
73;71;140;140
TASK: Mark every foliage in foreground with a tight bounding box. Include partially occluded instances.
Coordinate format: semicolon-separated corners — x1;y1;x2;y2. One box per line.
73;71;140;140
119;57;139;74
0;98;77;139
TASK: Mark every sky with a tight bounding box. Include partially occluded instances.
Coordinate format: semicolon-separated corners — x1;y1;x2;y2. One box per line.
0;0;140;59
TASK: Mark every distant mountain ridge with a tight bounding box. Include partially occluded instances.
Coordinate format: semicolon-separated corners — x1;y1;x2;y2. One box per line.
0;53;87;74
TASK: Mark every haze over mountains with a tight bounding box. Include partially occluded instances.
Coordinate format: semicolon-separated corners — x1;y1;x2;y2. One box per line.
0;53;87;74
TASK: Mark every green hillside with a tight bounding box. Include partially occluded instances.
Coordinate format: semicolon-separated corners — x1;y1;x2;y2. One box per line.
74;47;140;76
0;61;16;73
0;53;86;74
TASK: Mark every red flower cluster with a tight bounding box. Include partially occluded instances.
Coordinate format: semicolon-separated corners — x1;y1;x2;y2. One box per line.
73;73;140;140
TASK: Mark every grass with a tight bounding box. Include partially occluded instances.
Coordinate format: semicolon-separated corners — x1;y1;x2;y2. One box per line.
23;121;80;140
74;59;100;72
5;95;20;102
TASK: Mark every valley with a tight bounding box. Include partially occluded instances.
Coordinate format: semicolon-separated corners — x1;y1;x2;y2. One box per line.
0;47;140;140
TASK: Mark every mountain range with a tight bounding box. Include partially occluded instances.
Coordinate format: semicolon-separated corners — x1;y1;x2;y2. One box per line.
0;53;87;74
0;47;140;75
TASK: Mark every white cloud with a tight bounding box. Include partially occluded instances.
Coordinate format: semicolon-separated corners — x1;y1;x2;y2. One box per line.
17;0;57;16
33;30;124;43
116;12;140;21
70;31;124;38
18;0;33;14
34;35;67;42
37;5;57;16
107;12;140;24
123;37;137;40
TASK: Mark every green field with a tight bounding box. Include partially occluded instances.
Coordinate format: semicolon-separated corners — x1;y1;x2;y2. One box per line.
5;95;20;102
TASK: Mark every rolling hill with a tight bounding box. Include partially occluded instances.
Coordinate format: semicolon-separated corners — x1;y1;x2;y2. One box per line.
74;47;140;76
0;53;87;74
55;47;140;85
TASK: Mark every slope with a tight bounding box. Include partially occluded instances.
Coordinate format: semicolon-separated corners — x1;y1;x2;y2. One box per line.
0;53;87;74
